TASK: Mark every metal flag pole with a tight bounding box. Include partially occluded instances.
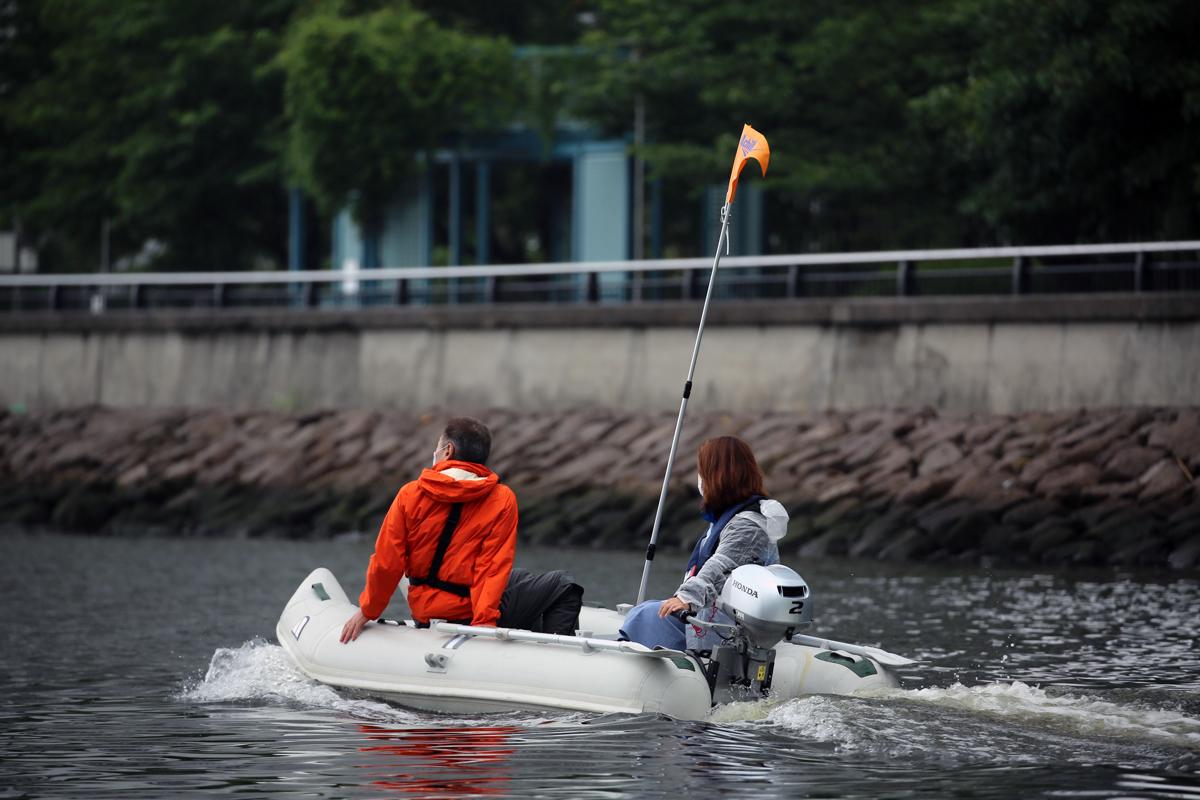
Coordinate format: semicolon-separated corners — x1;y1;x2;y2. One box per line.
635;201;733;605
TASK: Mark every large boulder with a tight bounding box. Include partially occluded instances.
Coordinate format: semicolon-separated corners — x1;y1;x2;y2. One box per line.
51;486;118;532
918;441;964;476
1027;518;1077;559
1002;498;1064;527
877;527;935;561
1147;414;1200;470
1168;534;1200;570
896;474;954;506
1138;459;1190;500
847;507;912;558
1104;446;1167;481
1035;462;1102;500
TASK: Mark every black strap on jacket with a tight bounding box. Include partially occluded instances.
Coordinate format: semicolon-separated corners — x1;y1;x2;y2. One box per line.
409;503;471;598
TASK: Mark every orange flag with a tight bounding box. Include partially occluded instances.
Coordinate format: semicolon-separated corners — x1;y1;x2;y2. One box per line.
725;124;770;205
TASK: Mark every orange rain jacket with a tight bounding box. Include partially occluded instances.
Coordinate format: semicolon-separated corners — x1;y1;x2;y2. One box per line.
358;460;518;626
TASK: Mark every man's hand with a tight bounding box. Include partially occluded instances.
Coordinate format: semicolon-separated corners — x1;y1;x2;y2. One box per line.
658;596;690;618
340;610;371;643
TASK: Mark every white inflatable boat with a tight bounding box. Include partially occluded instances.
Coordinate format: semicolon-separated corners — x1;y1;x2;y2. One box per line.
276;565;906;721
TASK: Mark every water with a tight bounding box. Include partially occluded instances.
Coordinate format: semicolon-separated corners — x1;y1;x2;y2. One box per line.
2;532;1198;798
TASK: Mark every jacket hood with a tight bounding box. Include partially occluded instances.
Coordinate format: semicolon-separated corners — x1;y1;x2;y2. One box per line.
738;498;789;542
418;460;499;503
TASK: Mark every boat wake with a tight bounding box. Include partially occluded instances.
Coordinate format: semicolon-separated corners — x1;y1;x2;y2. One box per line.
178;639;420;723
871;682;1200;747
178;639;1200;772
713;680;1200;768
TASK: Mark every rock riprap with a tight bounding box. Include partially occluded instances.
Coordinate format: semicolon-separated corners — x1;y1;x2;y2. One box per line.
1;406;1197;569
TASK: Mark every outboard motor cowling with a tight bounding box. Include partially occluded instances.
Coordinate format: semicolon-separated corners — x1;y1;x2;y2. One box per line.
697;564;814;705
717;564;812;651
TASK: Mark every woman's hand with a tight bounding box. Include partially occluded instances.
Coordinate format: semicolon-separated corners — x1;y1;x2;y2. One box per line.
658;596;691;618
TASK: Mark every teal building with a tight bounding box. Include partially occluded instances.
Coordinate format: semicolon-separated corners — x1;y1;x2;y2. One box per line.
293;127;766;302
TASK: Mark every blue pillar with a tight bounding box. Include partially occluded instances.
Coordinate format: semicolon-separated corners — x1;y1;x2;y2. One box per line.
288;187;306;306
372;178;435;303
448;158;462;304
475;161;490;265
736;184;764;256
449;157;462;266
288;187;306;272
412;168;435;304
650;177;663;259
571;146;631;262
331;210;363;270
362;229;380;270
571;144;631;301
422;169;435;263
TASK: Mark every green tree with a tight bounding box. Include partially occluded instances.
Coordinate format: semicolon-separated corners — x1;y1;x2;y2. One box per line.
0;1;54;254
280;3;515;237
6;0;1195;274
572;0;983;251
1;0;297;271
916;0;1200;243
411;0;585;45
575;0;1199;249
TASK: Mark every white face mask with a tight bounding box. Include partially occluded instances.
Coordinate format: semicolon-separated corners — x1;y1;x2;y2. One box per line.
697;474;704;495
432;441;445;467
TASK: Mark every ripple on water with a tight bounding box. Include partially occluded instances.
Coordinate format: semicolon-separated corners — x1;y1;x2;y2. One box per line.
8;535;1200;799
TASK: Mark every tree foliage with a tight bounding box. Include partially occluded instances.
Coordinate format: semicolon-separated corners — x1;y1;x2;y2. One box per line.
279;3;514;228
573;0;982;249
916;0;1200;242
1;0;1196;271
576;0;1200;248
1;0;295;271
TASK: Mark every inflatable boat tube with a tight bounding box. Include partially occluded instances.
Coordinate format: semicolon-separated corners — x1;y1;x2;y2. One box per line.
277;569;712;718
276;568;898;720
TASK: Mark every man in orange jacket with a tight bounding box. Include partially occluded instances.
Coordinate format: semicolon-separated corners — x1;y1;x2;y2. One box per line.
341;416;580;643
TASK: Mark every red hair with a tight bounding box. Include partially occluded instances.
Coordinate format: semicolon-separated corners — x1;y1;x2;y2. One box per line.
698;436;766;514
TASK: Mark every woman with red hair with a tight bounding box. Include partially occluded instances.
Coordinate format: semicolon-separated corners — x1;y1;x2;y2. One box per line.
620;436;790;650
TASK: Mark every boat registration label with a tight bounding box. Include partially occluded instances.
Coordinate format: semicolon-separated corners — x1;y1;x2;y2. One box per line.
292;615;310;640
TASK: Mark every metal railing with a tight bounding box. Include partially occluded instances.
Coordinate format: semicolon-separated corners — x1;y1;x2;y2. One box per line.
0;241;1197;313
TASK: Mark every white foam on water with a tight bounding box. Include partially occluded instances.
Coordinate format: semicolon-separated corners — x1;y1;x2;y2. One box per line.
762;695;878;748
730;681;1200;769
866;681;1200;749
708;697;787;724
178;638;418;723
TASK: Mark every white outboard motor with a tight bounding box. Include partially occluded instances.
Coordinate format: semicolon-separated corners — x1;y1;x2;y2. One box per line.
692;564;813;704
719;564;813;649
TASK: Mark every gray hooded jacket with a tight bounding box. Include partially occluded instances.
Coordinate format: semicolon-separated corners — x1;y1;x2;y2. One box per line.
674;498;790;610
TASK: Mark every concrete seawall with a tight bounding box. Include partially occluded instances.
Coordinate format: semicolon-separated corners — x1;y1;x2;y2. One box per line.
2;294;1198;413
